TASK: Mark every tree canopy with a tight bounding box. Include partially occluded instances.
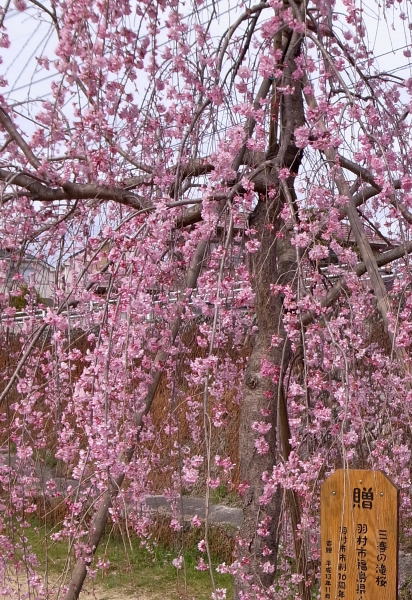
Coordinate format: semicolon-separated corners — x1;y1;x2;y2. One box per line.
0;1;412;599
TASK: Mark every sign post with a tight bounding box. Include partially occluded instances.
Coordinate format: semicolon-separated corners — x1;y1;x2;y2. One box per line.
321;469;399;600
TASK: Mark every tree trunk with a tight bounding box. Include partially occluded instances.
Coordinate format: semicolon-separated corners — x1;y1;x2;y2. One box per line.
237;193;296;595
236;23;307;596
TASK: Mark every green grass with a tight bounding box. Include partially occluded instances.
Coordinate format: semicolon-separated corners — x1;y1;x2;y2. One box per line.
209;484;241;507
96;533;233;598
23;518;233;599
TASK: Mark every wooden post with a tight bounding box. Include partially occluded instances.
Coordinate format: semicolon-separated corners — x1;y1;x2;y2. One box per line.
321;469;399;600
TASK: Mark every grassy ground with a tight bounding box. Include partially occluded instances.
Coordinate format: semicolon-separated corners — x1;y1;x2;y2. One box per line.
23;518;234;599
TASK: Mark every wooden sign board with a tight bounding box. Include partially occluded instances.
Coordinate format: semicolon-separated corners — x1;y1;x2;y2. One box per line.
321;469;399;600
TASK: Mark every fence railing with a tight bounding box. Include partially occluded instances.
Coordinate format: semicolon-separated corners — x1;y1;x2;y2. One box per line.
0;283;253;328
0;269;395;329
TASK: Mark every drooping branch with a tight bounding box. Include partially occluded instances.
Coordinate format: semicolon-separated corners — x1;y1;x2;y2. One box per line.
0;108;41;170
336;156;411;220
216;2;269;73
325;156;404;361
62;239;208;600
300;58;404;358
301;241;412;326
27;200;79;240
337;154;385;189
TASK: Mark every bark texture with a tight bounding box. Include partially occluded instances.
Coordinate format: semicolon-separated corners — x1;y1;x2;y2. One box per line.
238;203;295;590
236;24;308;597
